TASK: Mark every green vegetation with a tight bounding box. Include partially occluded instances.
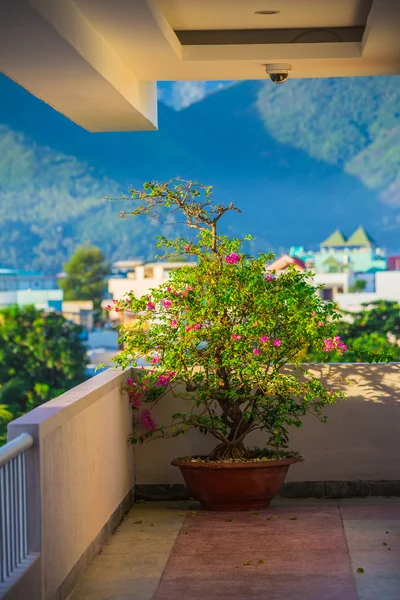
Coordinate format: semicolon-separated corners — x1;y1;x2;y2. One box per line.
256;77;400;203
114;180;346;460
60;245;110;309
0;126;157;274
349;279;367;293
310;301;400;363
0;306;88;445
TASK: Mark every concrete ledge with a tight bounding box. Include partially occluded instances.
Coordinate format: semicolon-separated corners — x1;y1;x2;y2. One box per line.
0;554;41;600
135;481;400;502
60;489;134;600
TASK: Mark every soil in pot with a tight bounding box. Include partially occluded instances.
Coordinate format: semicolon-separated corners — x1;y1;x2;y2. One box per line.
171;456;297;511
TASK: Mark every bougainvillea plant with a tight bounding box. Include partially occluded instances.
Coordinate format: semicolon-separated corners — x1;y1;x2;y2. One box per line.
112;179;349;461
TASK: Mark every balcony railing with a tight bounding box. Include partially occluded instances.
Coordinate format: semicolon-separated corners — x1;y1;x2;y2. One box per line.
0;433;34;594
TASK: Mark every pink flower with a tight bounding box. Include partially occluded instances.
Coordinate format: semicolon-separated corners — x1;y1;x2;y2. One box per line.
192;323;201;330
231;334;241;341
126;378;134;386
186;326;192;333
225;253;240;265
318;321;325;327
113;299;118;304
260;336;268;343
265;275;275;282
106;305;111;311
146;301;155;311
129;393;141;409
115;307;120;312
187;286;194;292
152;355;161;364
323;336;348;354
140;409;156;431
273;339;281;347
185;245;191;252
161;299;173;309
253;348;260;356
167;287;171;292
155;371;176;387
170;320;178;328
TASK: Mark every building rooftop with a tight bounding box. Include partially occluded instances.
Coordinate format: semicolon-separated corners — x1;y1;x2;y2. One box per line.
346;226;375;247
320;229;347;247
321;226;376;248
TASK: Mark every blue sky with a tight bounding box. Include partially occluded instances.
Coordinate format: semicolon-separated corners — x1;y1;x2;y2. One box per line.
157;81;233;110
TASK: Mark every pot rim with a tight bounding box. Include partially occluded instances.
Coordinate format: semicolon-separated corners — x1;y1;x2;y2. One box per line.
171;457;298;469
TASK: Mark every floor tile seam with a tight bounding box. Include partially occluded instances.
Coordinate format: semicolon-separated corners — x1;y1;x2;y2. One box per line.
338;501;361;600
152;511;188;599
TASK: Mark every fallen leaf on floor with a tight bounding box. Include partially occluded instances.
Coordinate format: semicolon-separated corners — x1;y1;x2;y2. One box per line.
243;561;252;566
356;568;365;574
383;542;387;546
179;513;185;516
288;517;297;520
133;520;143;524
253;512;260;516
150;524;154;527
259;559;265;564
226;518;233;522
388;548;392;550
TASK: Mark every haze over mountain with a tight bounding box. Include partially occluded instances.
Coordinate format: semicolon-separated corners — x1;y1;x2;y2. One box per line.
0;73;399;273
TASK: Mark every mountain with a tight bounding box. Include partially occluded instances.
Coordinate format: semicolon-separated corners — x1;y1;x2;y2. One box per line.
0;74;399;273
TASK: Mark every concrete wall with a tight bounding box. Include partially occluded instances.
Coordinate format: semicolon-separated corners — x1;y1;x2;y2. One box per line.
333;291;379;312
376;271;400;300
134;363;400;485
7;368;134;600
314;272;349;292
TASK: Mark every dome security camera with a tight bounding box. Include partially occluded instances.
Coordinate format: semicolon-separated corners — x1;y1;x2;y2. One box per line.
265;63;292;84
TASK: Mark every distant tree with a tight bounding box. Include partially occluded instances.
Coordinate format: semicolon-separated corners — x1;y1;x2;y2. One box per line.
0;306;88;444
309;301;400;363
349;279;367;293
60;245;110;309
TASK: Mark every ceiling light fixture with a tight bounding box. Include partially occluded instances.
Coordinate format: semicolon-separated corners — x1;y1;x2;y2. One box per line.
255;10;281;15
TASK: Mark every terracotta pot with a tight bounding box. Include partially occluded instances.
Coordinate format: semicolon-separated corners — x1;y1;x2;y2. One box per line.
171;457;297;511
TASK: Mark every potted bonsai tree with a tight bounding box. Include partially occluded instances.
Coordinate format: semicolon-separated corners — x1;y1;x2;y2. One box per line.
113;179;348;510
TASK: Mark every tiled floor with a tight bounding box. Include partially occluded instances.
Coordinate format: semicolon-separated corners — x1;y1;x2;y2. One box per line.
69;498;400;600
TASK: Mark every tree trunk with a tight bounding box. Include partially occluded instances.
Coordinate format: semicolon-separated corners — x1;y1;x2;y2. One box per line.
207;440;249;461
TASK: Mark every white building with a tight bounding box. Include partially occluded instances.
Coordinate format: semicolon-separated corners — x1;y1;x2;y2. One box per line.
105;261;196;317
0;268;62;310
334;271;400;312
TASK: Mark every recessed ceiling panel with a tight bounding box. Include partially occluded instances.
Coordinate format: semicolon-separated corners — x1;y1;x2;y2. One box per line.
158;0;373;31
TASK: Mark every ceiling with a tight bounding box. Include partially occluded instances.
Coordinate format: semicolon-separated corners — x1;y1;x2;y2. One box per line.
158;0;374;31
0;0;398;131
